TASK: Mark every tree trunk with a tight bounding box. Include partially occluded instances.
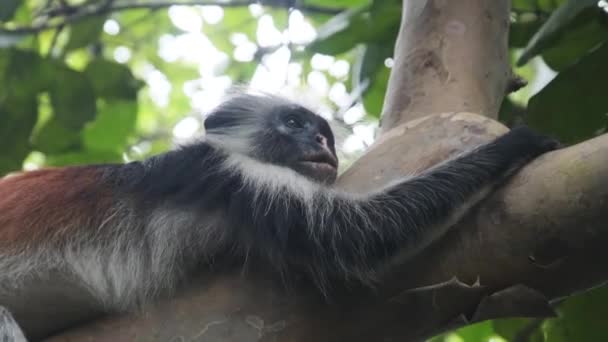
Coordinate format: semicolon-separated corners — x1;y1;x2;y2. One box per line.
49;0;608;341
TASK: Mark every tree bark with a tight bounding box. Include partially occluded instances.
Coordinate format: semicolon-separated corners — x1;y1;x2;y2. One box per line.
381;0;511;129
49;0;608;341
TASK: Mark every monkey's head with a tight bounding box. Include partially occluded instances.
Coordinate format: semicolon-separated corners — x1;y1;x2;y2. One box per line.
204;92;339;184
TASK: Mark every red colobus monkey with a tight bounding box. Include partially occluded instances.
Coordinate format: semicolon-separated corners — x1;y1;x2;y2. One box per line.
0;92;558;340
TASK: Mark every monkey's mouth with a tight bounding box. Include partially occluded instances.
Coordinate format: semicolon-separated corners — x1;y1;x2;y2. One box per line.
296;152;339;184
298;152;338;171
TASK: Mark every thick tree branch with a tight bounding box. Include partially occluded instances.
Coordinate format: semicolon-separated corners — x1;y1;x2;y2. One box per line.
48;0;608;341
381;0;511;131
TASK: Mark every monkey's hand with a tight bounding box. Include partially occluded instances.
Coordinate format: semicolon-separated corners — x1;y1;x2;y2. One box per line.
484;126;561;179
493;125;561;167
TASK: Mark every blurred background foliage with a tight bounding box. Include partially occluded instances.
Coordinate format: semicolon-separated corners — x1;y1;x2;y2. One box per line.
0;0;607;340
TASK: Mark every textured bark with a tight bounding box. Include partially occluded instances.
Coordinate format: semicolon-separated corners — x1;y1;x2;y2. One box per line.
49;0;608;341
381;0;511;129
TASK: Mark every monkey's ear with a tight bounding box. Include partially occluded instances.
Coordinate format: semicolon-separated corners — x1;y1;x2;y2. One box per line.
0;306;27;342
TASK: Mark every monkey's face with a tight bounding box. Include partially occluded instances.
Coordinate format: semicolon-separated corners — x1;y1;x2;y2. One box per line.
255;105;339;184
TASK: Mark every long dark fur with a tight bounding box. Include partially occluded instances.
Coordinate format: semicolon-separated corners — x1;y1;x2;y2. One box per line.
0;91;558;340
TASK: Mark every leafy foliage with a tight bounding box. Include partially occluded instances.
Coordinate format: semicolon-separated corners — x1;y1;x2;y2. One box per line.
527;42;608;144
517;0;600;65
0;0;21;22
1;0;608;340
65;17;107;52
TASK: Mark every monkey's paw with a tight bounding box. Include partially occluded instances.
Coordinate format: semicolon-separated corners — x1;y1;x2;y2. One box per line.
503;125;562;159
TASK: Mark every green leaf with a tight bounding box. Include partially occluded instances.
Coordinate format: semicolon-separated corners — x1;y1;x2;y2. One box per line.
362;62;390;118
367;0;401;40
509;17;545;48
0;49;46;174
543;286;608;342
431;321;502;342
31;118;81;154
65;16;106;52
517;0;600;65
0;96;37;175
526;42;608;144
48;64;97;130
10;0;32;25
353;41;393;117
541;16;608;71
0;0;21;21
306;11;336;28
267;8;289;31
453;321;496;341
45;149;123;167
309;0;399;55
83;100;138;152
308;6;371;55
512;0;539;12
1;49;48;94
84;59;143;100
537;0;566;11
513;0;566;12
493;318;544;342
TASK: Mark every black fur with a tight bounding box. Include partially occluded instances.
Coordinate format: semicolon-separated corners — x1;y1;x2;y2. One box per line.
1;93;560;341
113;97;559;291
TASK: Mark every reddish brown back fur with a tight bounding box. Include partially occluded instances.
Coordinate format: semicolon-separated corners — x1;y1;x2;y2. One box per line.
0;167;112;247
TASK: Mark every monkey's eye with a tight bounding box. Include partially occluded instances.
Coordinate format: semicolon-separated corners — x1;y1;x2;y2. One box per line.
285;116;304;129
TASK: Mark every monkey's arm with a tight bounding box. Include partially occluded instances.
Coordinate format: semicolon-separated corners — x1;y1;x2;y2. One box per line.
218;127;558;288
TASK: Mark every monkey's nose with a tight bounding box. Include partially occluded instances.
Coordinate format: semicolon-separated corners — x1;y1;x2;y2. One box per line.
315;134;327;148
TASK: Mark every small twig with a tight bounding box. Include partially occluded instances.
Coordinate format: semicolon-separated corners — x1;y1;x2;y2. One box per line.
5;1;252;34
298;3;342;15
34;0;58;17
43;0;79;18
506;74;528;94
47;25;64;57
1;0;343;35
